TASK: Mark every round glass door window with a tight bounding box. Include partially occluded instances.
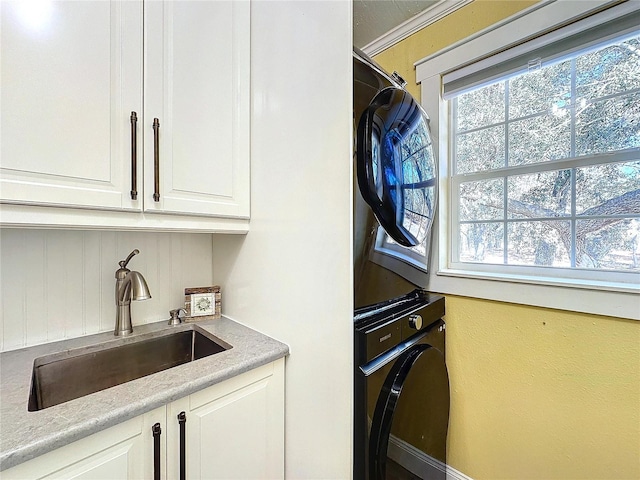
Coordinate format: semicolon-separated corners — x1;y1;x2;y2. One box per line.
357;87;437;247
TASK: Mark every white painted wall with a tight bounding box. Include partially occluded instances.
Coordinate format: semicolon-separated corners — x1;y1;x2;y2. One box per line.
0;230;213;351
211;2;353;478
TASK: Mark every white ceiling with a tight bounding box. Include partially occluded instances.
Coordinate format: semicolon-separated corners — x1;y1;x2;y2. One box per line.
353;0;440;49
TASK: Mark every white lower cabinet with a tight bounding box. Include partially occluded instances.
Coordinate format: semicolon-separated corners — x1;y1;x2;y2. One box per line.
166;360;285;480
0;413;151;479
2;360;284;480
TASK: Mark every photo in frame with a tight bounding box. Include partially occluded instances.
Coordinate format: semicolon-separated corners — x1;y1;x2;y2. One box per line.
184;286;221;322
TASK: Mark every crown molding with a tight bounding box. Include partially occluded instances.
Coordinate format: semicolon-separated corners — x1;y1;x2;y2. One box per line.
361;0;473;57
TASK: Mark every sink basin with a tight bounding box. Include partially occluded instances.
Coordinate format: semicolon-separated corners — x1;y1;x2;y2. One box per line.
28;327;231;411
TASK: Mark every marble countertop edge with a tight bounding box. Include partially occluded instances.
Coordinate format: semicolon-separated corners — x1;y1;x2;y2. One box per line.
0;317;289;471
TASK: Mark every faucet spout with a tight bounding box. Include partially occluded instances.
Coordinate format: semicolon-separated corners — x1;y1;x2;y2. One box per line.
115;250;151;336
118;271;152;303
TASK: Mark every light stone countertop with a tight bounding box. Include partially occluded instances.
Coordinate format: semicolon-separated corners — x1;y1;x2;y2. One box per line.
0;317;289;471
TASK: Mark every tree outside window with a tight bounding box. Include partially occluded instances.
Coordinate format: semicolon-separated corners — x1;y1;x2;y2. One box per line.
451;33;640;272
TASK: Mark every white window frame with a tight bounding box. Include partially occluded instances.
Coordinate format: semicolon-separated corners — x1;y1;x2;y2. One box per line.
408;0;640;320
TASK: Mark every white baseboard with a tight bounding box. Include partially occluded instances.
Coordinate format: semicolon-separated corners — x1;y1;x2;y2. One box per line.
388;434;473;480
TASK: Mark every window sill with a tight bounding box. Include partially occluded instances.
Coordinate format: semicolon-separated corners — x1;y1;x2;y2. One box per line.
441;267;639;295
369;250;639;320
433;267;639;320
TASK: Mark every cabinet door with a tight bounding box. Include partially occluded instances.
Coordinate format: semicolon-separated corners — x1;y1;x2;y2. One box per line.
168;360;285;480
0;1;143;211
1;416;147;479
144;0;250;218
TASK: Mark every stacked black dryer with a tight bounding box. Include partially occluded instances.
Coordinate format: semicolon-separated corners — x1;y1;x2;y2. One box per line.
353;48;450;480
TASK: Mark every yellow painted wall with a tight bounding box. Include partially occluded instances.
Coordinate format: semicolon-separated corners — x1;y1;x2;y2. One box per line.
372;2;640;478
374;0;538;101
444;296;639;479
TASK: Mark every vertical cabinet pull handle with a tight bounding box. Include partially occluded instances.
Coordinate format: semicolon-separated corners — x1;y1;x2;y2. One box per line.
153;118;160;202
130;112;138;200
178;411;187;480
152;423;162;480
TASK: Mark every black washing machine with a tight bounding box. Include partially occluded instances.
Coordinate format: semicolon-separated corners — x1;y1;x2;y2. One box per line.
352;46;447;480
354;289;450;480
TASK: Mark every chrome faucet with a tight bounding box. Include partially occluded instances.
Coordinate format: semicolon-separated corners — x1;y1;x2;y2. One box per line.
115;249;151;336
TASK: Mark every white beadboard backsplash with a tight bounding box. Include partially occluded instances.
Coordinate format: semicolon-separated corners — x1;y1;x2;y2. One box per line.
0;229;214;352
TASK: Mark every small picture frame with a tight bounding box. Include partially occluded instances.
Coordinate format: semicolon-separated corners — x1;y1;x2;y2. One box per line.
184;286;221;322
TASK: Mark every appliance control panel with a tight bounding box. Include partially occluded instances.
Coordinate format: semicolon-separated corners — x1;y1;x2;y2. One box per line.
354;290;445;365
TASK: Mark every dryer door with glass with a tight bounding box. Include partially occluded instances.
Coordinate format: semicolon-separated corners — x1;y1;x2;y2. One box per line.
356;87;437;248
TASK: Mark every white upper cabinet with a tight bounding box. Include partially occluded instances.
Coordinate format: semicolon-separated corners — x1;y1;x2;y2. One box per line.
0;1;143;211
0;0;250;230
144;1;250;219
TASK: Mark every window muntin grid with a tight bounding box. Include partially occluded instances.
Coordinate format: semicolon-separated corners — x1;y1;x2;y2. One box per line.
451;33;640;273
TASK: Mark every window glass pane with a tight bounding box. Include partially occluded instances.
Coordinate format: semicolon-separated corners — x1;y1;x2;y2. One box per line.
507;221;571;266
456;82;505;132
459;179;504;221
576;36;640;100
509;60;571;118
576;92;640;156
578;219;640;271
449;26;640;276
576;161;640;214
455;125;505;174
459;222;503;263
508;170;572;219
508;113;571;166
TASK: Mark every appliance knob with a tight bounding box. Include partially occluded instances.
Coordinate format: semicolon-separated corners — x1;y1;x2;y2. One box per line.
408;314;423;330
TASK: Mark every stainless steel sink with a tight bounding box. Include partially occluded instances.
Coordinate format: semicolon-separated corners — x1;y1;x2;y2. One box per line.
28;327;231;411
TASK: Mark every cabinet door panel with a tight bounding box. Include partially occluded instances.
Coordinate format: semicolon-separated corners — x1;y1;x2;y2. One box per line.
1;416;146;479
171;2;234;198
144;0;250;218
0;1;142;210
193;379;269;479
177;361;285;480
43;444;132;480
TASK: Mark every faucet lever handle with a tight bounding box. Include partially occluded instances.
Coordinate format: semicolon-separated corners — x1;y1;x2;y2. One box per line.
119;249;140;268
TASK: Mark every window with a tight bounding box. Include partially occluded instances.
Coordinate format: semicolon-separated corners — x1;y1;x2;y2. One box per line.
410;0;639;318
373;225;432;272
449;31;640;282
